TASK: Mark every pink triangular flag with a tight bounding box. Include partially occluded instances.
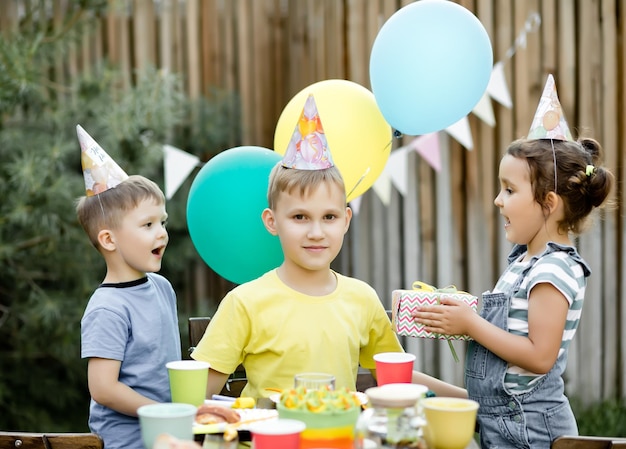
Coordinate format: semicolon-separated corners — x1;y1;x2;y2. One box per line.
410;133;441;172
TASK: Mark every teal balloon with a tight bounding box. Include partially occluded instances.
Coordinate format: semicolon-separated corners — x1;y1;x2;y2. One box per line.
186;146;283;284
370;0;493;135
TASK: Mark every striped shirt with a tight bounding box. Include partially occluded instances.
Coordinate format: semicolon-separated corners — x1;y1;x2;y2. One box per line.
492;246;588;393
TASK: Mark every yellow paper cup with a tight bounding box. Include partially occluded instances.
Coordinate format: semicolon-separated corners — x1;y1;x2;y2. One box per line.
166;360;210;406
422;397;479;449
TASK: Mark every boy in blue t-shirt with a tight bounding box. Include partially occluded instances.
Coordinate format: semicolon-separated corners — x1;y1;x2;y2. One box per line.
75;125;181;449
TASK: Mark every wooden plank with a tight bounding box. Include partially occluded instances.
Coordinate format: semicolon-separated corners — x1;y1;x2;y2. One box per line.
132;0;156;70
200;0;217;89
620;0;626;401
599;0;619;400
576;0;603;406
185;0;201;99
235;0;252;144
159;0;174;72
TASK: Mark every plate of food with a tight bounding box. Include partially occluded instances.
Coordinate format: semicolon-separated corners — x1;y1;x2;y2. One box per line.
269;390;368;406
193;403;278;435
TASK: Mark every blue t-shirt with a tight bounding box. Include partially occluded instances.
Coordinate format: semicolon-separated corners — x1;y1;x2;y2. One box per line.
81;273;181;449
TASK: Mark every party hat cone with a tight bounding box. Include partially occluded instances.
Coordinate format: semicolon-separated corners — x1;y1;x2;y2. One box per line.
527;74;574;141
281;94;334;170
77;125;129;196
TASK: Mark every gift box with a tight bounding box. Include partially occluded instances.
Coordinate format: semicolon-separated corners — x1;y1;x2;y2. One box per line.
392;282;478;341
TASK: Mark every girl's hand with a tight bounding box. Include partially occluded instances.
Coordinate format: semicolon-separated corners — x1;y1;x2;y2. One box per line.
412;297;476;336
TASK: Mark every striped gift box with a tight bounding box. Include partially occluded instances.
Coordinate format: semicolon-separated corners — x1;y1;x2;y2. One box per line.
391;288;478;341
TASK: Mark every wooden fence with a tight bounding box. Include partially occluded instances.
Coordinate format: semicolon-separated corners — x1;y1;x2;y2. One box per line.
2;0;624;406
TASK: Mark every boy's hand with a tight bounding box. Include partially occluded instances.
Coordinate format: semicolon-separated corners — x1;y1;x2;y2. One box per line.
412;297;476;336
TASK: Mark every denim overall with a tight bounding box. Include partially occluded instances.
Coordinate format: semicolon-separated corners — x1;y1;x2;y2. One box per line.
465;243;589;449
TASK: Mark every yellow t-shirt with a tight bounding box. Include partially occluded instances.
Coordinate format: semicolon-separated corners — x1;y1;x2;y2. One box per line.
192;269;403;398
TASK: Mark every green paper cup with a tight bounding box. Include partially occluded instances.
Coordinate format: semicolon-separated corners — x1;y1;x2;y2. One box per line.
166;360;210;406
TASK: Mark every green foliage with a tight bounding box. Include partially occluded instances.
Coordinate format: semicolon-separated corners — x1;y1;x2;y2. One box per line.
0;2;239;432
572;397;626;437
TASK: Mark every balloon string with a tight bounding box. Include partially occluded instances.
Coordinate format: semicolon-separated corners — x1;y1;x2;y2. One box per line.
347;167;371;200
345;137;392;199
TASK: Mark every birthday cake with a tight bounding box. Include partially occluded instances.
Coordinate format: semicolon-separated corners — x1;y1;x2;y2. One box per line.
276;386;362;449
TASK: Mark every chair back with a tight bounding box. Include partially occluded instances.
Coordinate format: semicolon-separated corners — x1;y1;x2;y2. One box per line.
0;432;103;449
188;316;247;397
551;436;626;449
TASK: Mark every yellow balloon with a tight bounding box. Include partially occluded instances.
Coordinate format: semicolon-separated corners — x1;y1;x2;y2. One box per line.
274;79;392;202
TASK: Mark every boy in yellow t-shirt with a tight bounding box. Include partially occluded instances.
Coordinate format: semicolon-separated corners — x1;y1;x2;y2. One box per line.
191;95;403;398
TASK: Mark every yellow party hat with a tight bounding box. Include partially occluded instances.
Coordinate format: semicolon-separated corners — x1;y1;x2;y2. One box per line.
281;95;335;170
527;74;574;141
77;125;129;196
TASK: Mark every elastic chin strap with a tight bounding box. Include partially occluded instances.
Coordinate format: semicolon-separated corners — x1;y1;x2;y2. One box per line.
97;193;106;219
550;139;557;194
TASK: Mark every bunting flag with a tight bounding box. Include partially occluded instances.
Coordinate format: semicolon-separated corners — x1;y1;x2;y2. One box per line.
486;62;513;109
163;144;201;200
349;195;362;215
372;165;392;206
445;116;473;150
410;132;441;172
386;146;409;196
471;91;496;127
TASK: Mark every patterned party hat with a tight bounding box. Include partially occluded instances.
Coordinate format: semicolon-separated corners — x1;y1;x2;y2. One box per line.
281;94;334;170
527;74;574;141
77;125;129;196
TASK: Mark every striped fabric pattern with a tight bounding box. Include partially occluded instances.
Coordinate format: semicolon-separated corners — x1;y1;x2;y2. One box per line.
492;250;587;393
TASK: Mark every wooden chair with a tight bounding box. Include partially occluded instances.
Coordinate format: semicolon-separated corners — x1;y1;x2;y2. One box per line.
188;317;247;397
551;435;626;449
0;432;103;449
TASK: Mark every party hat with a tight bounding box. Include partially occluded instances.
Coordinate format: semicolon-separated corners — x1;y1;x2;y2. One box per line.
527;74;574;141
281;94;334;170
77;125;129;196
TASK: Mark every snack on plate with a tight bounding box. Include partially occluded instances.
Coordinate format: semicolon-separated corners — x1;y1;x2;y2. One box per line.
278;386;361;413
277;386;362;448
232;397;256;409
152;434;201;449
196;404;240;425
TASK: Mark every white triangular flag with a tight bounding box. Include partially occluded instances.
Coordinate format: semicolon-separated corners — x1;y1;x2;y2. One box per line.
386;146;409;196
471;91;496;127
445;116;473;150
487;62;513;109
372;167;391;206
163;144;200;200
349;196;362;215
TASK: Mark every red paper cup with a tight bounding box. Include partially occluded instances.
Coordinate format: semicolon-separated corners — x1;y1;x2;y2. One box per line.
374;352;416;385
248;418;306;449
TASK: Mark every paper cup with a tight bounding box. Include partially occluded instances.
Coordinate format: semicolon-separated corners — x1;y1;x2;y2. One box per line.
294;372;336;390
249;418;306;449
422;397;479;449
373;352;416;385
166;360;210;406
137;403;197;449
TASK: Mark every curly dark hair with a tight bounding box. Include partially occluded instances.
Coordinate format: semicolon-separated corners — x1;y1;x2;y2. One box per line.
506;138;614;234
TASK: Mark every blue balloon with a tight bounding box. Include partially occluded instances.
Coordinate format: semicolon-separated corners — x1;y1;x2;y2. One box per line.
186;146;284;284
370;0;493;136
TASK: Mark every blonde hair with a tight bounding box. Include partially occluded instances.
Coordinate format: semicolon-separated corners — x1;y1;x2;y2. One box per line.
76;175;165;248
266;164;346;209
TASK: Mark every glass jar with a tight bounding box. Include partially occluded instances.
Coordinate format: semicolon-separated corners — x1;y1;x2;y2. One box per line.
354;385;427;449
